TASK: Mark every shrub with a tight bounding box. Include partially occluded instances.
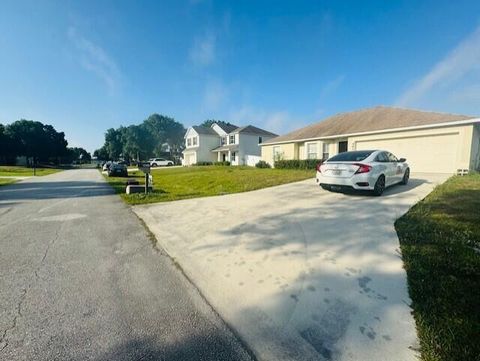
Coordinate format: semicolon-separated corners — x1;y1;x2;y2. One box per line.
274;159;322;170
214;161;231;166
255;160;271;168
194;161;213;166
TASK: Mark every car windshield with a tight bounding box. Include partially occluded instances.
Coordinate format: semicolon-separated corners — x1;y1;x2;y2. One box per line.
327;150;374;162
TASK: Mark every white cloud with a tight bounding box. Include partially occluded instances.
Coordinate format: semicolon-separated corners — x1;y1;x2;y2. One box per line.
68;27;121;95
190;32;216;66
396;25;480;107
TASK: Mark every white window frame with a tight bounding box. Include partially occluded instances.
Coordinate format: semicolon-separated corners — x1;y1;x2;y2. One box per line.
273;146;283;160
192;136;197;146
306;142;318;159
187;138;192;147
322;143;329;160
229;135;235;144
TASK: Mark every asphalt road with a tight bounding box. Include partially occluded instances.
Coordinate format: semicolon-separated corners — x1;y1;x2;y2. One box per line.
0;169;253;361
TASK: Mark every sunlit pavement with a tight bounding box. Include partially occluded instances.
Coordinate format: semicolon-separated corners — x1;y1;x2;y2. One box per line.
134;173;450;361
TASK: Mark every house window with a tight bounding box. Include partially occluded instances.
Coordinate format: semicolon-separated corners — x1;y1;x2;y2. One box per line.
229;135;235;144
322;143;329;160
187;138;192;146
258;136;263;144
192;137;197;146
231;152;236;161
221;136;227;145
273;146;283;160
307;143;317;159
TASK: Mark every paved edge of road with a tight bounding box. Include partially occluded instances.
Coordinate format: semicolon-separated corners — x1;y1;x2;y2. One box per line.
130;205;259;361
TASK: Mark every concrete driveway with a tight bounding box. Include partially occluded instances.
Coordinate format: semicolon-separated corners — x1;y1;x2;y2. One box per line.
134;173;450;361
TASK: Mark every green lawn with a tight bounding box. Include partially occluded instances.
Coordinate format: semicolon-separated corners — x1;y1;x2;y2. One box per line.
0;166;63;177
395;173;480;361
104;165;314;205
0;178;17;186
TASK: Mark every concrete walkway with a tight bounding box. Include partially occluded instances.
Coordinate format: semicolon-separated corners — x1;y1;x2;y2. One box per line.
134;173;450;361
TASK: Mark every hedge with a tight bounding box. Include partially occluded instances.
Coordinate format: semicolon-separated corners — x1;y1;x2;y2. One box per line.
255;160;271;168
274;159;322;169
194;161;213;166
213;161;231;166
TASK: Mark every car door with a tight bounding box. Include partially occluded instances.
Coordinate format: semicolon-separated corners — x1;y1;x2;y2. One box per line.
374;152;394;184
386;152;403;184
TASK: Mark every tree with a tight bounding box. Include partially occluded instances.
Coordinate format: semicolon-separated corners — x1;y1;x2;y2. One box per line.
104;128;123;160
67;147;91;163
5;120;69;164
96;113;187;162
200;119;235;129
93;146;109;160
143;114;185;156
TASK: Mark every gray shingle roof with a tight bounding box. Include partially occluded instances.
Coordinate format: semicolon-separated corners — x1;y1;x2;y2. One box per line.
232;125;278;137
215;123;239;133
263;106;476;144
192;126;217;135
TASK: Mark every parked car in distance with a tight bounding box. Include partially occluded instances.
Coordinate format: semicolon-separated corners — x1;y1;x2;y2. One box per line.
149;158;174;167
316;150;410;196
102;161;112;171
108;163;128;177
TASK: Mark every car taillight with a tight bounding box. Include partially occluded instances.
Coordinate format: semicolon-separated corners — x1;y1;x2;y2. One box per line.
316;162;322;173
354;163;372;174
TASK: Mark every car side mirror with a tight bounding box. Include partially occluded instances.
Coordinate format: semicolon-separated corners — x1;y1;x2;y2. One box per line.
399;158;406;163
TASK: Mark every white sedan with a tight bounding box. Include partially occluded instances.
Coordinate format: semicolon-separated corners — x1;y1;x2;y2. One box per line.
316;150;410;196
149;158;174;167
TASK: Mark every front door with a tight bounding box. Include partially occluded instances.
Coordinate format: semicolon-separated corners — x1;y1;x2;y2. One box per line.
338;141;348;153
222;153;226;162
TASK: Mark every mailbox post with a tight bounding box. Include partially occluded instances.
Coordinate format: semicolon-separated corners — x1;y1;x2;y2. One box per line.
139;163;151;194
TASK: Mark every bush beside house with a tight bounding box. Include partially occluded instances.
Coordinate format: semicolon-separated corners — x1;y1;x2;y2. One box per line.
274;159;322;169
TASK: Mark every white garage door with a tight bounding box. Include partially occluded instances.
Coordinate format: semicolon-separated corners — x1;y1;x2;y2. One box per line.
184;153;196;166
355;132;459;173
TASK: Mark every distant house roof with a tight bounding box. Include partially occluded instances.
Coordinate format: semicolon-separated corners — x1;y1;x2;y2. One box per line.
263;106;476;145
192;125;217;135
214;122;239;134
232;125;278;137
211;144;239;152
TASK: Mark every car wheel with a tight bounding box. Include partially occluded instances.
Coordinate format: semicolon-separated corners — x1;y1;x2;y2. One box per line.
167;162;173;166
373;175;385;196
152;163;157;167
401;168;410;185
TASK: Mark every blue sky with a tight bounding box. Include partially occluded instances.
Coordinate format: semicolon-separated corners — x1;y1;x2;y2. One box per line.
1;0;479;152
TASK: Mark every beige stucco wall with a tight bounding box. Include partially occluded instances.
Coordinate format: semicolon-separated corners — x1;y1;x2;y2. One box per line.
261;143;297;166
261;123;478;173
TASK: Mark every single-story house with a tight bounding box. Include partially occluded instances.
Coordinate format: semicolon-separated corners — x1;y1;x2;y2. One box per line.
260;106;480;174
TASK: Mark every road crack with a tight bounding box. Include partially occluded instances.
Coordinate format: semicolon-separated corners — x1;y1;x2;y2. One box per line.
0;227;61;352
0;288;27;351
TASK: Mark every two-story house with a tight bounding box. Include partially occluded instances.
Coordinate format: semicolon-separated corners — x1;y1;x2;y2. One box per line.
182;122;277;166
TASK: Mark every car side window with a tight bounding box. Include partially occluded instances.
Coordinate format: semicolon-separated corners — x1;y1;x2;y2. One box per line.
387;153;398;162
375;152;388;162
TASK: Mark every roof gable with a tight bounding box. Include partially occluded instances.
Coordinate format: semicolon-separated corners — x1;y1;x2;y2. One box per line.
233;125;278;137
191;125;218;136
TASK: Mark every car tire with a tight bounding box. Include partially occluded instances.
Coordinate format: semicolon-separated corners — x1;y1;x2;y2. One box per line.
167;163;173;166
373;175;385;196
401;168;410;185
152;163;157;167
